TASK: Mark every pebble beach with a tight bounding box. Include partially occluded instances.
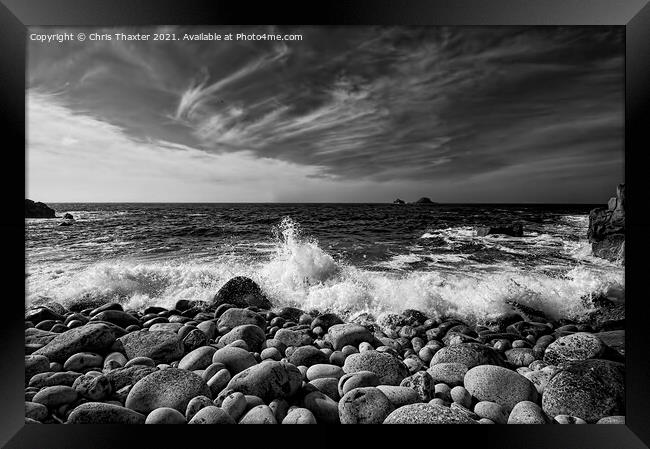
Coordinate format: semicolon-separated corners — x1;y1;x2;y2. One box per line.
25;275;625;425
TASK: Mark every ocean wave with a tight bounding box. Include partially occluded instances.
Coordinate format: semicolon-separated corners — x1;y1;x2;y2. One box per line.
27;217;624;324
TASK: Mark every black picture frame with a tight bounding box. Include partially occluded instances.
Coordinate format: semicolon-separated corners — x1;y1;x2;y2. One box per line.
1;0;649;447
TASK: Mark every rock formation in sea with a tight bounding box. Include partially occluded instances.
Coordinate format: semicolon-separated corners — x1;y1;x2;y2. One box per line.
392;199;405;204
588;184;625;264
411;197;437;205
25;199;56;218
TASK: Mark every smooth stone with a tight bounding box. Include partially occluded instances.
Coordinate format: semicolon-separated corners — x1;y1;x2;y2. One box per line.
464;365;538;412
400;371;435;402
434;383;452;402
218;325;266;352
505;348;536;367
554;415;587;424
220;391;247;421
149;323;183;333
125;368;211;414
429;343;504;369
178;346;218;371
28;371;82;388
426;362;468;387
269;398;290;422
339;387;395;424
508;400;547;424
244;395;265;411
597;416;626;424
25;401;48;421
185;395;213;421
306;364;344;381
124;356;156;368
383;403;479;424
273;328;313;347
302;391;340;424
311;313;344;332
72;374;112;400
32;385;78;408
450;386;472;409
328;323;375;350
67;402;145;424
196;321;217;341
474;401;508;424
188;405;236;424
308;377;340;401
282;407;317;424
217;308;266;332
544;332;607;364
201;362;226;382
211;346;257;374
343;350;408;386
542;359;624;423
239;405;277;424
338;371;380;396
207;369;231;396
103;352;128;371
261;347;282;361
289;346;329;367
118;330;183;364
33;323;115;363
226;360;302;402
376;386;419;408
145;407;186;424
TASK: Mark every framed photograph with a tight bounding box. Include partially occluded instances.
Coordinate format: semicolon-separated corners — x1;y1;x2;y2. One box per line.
3;0;649;447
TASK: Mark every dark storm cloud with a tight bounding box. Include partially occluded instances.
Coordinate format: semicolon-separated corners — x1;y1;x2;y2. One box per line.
28;26;623;202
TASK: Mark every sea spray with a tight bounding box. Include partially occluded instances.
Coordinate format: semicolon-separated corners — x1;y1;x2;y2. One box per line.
27;216;623;324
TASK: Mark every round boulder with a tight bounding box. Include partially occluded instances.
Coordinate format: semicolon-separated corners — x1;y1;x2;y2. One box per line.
338;387;394;424
118;330;183;364
543;332;607;365
343;350;408;386
383;403;478;424
67;402;145;424
464;365;538;412
225;361;302;402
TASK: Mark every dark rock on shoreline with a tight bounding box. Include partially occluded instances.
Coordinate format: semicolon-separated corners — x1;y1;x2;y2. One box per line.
210;276;272;310
476;224;524;237
412;197;437;205
588;184;625;263
392;199;405;204
33;323;115;363
25;199;56;218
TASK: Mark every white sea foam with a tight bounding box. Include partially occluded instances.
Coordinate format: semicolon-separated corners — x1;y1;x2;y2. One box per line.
27;217;624;323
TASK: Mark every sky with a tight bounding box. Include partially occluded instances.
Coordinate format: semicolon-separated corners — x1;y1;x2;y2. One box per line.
27;26;624;203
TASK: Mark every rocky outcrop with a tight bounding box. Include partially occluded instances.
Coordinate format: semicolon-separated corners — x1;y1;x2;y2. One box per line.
25;199;55;218
412;197;437;205
210;276;271;310
476;224;524;237
392;199;405;204
588;184;625;264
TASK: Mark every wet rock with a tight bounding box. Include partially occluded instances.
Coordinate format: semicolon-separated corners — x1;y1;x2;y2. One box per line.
339;387;395;424
185;395;213;421
118;330;183;364
72;374;112;400
207;369;231;396
91;310;140;329
311;313;344;332
383;403;478;424
282;407;317;424
32;385;78;408
597;416;625;424
302;391;340;424
505;348;536;367
474;401;508;424
274;328;313;347
542;359;624;423
306;364;344;381
25;355;50;384
25;401;48;421
211;276;271;310
63;352;103;372
220;391;247;421
28;371;81;388
376;386;419;408
523;365;560;394
105;365;157;391
308;377;340;401
400;371;435;402
25;199;56;218
125;368;211;414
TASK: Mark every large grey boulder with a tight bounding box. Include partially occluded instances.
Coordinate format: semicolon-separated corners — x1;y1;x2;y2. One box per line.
33;323;115;363
118;330;184;364
226;361;302;402
464;365;538;412
383;403;478;424
343;350;409;386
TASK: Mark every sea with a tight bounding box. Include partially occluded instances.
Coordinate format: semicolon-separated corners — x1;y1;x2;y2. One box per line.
25;203;625;324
